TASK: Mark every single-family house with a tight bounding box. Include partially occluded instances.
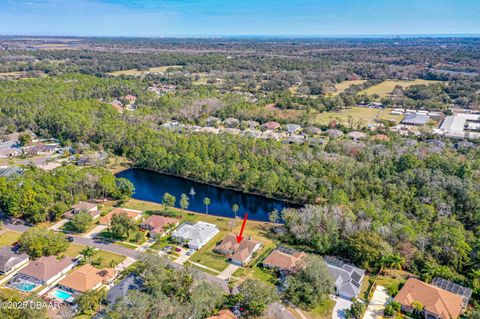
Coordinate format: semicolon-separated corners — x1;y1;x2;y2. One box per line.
64;201;100;219
58;264;114;293
241;130;262;138
207;309;237;319
326;129;344;139
15;256;75;286
241;120;259;129
394;278;465;319
347;131;367;141
223;118;240;128
454;140;475;150
371;134;389;141
99;208;142;226
214;234;261;266
171;221;219;250
0;166;23;178
303;126;322;135
0;148;21;158
223;128;241;135
106;274;143;304
285;124;302;135
431;277;472;308
0;140;19;149
262;121;281;131
140;215;179;238
282;136;304;145
401;113;430;126
0;247;29;275
324;256;365;300
262;248;306;274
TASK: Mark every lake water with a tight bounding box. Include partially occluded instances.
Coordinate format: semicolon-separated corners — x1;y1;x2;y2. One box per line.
116;168;293;222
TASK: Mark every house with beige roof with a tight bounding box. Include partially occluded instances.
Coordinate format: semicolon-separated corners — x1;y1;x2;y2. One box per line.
64;201;100;219
394;278;465;319
262;248;306;275
215;234;261;266
13;256;75;287
58;264;114;293
99;207;142;226
140;215;179;238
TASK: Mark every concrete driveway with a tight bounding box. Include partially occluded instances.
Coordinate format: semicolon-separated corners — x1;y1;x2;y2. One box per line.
83;225;107;238
49;218;69;231
173;248;191;265
217;263;239;280
363;285;390;319
332;296;352;319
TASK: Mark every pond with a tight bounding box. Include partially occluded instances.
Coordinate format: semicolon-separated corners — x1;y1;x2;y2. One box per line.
116;168;294;222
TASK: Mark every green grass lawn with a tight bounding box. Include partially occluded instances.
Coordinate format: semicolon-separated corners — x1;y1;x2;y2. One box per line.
303;299;336;319
96;228;147;246
189;232;229;272
63;243;126;268
0;231;21;246
359;79;443;98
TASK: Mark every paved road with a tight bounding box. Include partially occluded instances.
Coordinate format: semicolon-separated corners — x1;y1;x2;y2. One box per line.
2;220;292;317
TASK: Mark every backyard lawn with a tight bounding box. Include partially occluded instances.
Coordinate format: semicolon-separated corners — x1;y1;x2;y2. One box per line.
0;231;20;246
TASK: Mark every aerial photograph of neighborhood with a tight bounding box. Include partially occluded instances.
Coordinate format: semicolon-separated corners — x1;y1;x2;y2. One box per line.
0;0;479;319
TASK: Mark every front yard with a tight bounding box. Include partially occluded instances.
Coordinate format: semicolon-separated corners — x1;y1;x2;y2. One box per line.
0;230;20;246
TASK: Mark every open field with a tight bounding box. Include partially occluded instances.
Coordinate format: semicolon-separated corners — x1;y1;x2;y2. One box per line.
0;230;20;246
312;106;404;126
108;65;182;76
359;79;443;98
253;104;306;121
330;80;366;96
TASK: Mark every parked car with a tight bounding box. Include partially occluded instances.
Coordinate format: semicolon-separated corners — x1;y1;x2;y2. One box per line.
186;249;195;256
175;247;182;252
162;246;173;252
66;236;74;242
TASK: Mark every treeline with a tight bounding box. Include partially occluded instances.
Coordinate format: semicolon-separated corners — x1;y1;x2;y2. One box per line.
0;166;133;223
0;74;479;304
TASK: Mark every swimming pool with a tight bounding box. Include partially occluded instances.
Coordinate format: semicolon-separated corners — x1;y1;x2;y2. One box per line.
52;289;73;301
11;282;37;292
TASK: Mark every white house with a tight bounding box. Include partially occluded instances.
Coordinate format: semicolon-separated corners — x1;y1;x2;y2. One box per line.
171;221;219;250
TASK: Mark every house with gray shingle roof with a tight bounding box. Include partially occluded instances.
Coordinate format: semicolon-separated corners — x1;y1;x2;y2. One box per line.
0;247;29;275
324;256;365;300
285;124;302;135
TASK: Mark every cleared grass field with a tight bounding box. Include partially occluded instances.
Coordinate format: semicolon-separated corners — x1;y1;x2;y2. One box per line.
312;106;404;126
0;231;20;246
359;79;442;98
108;65;182;76
330;80;366;96
63;243;126;268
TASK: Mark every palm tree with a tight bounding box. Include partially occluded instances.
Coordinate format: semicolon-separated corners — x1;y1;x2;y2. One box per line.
411;301;424;319
388;254;405;270
203;197;211;215
80;246;97;264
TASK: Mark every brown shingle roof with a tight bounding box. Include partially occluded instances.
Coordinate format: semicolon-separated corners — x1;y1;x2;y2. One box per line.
140;215;178;235
59;264;114;293
263;250;306;272
19;256;74;282
394;278;464;319
215;234;261;264
72;201;97;212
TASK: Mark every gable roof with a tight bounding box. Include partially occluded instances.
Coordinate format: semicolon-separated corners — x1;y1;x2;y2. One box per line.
215;234;261;263
262;121;281;130
99;208;141;225
172;221;218;248
402;113;430;125
141;215;178;235
19;256;74;282
263;249;306;272
394;278;464;319
0;246;29;273
59;264;114;292
325;256;364;298
72;201;97;212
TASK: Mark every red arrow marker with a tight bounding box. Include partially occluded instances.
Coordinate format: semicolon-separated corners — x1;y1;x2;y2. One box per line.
236;212;248;243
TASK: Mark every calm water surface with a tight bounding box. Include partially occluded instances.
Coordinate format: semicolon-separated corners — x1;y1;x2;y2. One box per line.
116;168;294;222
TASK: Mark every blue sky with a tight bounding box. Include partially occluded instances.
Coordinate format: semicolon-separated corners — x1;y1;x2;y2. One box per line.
0;0;479;36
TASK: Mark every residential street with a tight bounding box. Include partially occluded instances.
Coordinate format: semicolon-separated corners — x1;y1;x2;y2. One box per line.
2;219;296;318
